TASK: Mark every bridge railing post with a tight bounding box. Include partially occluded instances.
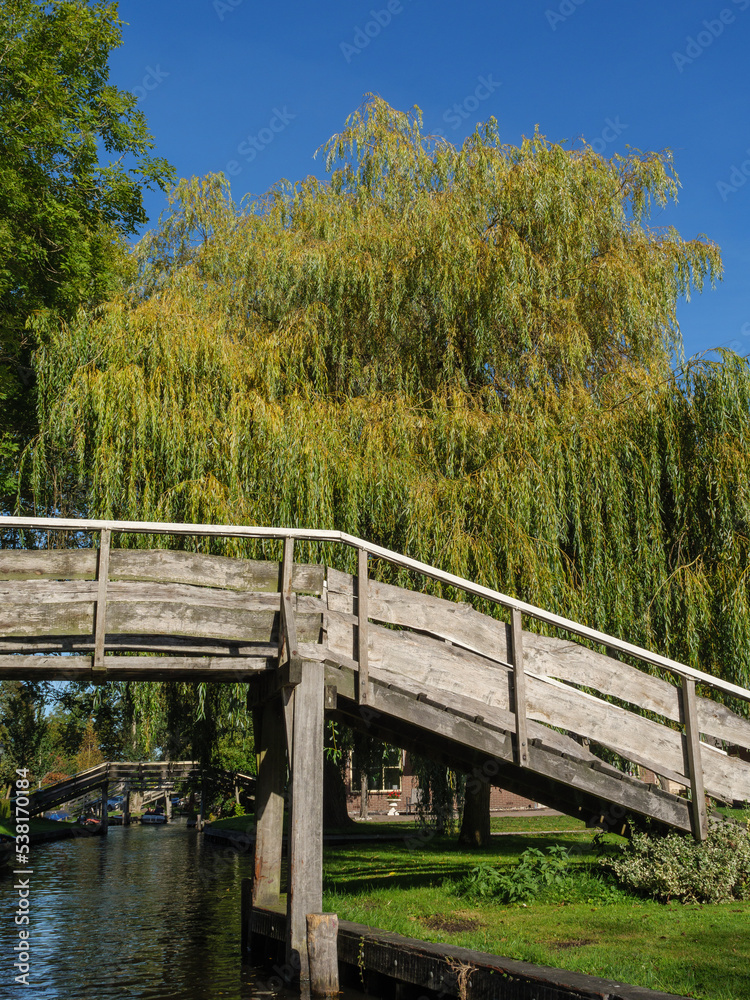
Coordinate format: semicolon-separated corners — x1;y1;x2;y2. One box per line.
681;676;708;841
357;548;369;705
92;528;111;679
279;537;300;676
510;608;528;768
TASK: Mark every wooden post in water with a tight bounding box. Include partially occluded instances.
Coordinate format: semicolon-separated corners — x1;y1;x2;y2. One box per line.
123;790;130;826
252;697;286;908
165;792;172;823
286;659;324;983
101;782;108;833
306;913;339;996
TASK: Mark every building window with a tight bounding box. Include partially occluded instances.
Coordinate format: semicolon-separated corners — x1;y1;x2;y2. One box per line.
351;745;402;792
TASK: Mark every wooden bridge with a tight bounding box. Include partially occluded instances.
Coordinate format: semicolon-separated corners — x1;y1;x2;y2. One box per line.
26;760;254;828
2;516;749;983
27;761;198;818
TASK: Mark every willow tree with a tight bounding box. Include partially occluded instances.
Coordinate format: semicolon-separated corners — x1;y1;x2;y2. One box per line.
22;98;749;822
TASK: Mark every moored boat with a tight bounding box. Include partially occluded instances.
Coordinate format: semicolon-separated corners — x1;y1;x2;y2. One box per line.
141;808;167;825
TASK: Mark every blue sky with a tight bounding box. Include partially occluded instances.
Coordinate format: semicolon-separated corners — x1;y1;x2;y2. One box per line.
108;0;750;361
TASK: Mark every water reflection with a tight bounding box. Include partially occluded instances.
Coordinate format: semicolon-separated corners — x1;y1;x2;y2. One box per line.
1;822;354;999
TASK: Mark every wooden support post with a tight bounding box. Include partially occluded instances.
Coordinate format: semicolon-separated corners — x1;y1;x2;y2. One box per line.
92;528;111;678
101;782;108;833
123;790;130;827
510;608;528;767
306;913;339;997
357;548;369;704
681;676;708;841
165;793;172;823
253;698;286;908
286;659;324;983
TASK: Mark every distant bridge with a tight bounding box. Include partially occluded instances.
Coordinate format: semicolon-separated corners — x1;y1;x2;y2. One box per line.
2;515;749;982
27;760;255;825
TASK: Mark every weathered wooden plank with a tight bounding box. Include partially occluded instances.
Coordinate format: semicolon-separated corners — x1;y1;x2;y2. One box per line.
310;646;603;767
327;568;511;663
682;678;709;841
111;549;325;593
0;581;325;613
524;673;750;804
0;549;97;580
0;654;271;680
524;633;750;752
0;636;279;657
0;600;321;644
0;547;325;593
0;581;98;601
287;660;325;982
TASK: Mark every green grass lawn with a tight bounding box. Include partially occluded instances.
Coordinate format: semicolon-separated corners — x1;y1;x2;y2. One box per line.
490;813;587;833
321;829;750;999
0;816;75;837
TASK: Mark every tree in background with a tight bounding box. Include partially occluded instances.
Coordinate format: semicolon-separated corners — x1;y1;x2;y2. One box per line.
0;0;174;510
74;717;104;772
0;680;50;788
18;97;750;831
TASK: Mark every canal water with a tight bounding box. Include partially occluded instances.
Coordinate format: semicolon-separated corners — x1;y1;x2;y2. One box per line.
1;821;360;999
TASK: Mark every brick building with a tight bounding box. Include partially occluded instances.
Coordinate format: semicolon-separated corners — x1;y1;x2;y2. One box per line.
344;749;542;818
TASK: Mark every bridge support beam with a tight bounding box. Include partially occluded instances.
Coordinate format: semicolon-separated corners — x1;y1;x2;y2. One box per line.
252;697;286;909
123;791;130;826
285;660;324;984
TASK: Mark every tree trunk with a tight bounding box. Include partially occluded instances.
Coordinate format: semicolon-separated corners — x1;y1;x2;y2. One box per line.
458;781;491;847
359;771;368;821
322;757;354;829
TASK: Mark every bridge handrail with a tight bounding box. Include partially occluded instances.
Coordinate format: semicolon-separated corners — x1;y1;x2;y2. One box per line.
2;515;749;704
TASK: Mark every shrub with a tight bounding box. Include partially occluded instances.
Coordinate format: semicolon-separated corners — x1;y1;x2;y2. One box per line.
457;846;573;904
601;822;750;903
